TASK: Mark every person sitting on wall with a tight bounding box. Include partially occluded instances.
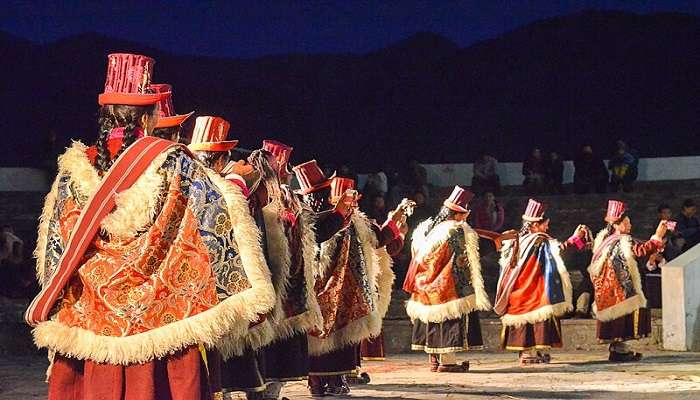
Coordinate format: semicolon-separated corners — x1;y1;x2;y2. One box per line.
472;153;501;195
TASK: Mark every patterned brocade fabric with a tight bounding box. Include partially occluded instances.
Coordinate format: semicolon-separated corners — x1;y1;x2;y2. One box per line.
41;149;252;338
592;242;630;312
313;224;374;339
411;226;475;306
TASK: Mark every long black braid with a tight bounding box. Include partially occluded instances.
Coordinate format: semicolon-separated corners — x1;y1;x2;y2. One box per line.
425;206;458;236
248;149;282;206
195;151;229;170
151;126;181;142
604;212;627;238
95;104;156;173
303;187;332;213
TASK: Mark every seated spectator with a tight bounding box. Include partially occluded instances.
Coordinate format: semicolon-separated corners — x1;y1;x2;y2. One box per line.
664;235;685;261
545;151;564;194
0;225;33;298
366;194;387;223
406;159;429;199
0;225;23;266
473;192;504;232
677;199;700;251
608;145;637;192
644;252;665;309
522;147;545;193
573;145;608;194
471;153;501;195
407;190;433;230
363;171;388;200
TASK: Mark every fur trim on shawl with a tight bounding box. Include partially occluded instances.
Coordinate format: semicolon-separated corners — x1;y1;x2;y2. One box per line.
32;163;275;365
308;212;393;356
589;230;647;322
272;210;323;341
49;142;174;240
262;202;292;323
499;237;573;327
405;220;490;324
496;237;574;326
35;175;60;286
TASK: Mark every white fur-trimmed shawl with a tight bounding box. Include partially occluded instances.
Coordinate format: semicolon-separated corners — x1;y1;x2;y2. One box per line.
308;212;393;356
405;220;491;324
31;145;275;365
589;230;647;322
497;236;573;327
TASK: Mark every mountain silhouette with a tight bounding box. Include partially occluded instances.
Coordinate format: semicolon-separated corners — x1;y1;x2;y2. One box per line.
1;10;698;170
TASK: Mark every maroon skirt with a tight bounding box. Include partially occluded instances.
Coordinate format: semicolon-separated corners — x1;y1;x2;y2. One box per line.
48;346;212;400
360;332;385;360
501;317;563;351
597;308;651;342
412;312;484;353
309;344;359;375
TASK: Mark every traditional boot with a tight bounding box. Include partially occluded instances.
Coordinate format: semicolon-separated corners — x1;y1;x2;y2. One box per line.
308;375;326;398
325;374;350;397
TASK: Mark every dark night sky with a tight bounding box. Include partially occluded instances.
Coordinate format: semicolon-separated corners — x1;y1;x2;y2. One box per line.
2;0;699;58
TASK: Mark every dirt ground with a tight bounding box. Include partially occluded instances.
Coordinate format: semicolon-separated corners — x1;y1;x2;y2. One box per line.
2;351;700;399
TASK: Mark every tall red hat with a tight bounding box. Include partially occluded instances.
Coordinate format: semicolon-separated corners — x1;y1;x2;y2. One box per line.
522;198;546;222
149;83;194;128
443;186;474;213
330;177;357;203
293;160;335;195
605;200;626;223
262;140;294;175
188;116;238;152
98;53;168;106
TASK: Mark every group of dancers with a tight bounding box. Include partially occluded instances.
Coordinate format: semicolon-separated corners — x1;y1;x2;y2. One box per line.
24;53;670;400
404;191;667;371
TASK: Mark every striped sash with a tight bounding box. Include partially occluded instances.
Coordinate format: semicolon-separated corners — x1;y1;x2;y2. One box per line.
25;137;183;326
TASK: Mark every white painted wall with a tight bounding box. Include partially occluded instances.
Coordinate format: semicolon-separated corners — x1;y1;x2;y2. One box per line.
422;156;700;187
0;168;51;191
662;243;700;351
3;155;700;192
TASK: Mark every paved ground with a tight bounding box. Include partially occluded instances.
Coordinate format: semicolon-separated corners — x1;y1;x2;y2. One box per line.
2;351;700;399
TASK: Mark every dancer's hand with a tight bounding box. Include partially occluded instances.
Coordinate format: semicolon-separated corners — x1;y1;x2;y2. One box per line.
655;220;668;239
335;190;357;219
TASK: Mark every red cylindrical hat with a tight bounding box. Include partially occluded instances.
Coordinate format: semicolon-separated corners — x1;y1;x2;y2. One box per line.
262;139;294;174
522;198;546;222
293;160;335;195
443;185;474;213
330;177;356;202
150;83;194;128
605;200;626;223
188;116;238;152
98;53;168;106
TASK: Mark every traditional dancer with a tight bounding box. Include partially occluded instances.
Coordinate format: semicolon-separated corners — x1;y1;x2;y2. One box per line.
258;140;335;400
187;118;278;399
589;200;667;362
495;199;588;365
26;53;274;399
294;164;404;397
148;83;194;142
236;140;326;400
403;186;490;373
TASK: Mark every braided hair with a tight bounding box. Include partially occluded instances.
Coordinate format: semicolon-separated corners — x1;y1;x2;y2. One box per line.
519;215;549;237
604;212;628;238
195;151;229;171
95;104;157;173
151;126;181;142
303;187;332;213
248;149;283;206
